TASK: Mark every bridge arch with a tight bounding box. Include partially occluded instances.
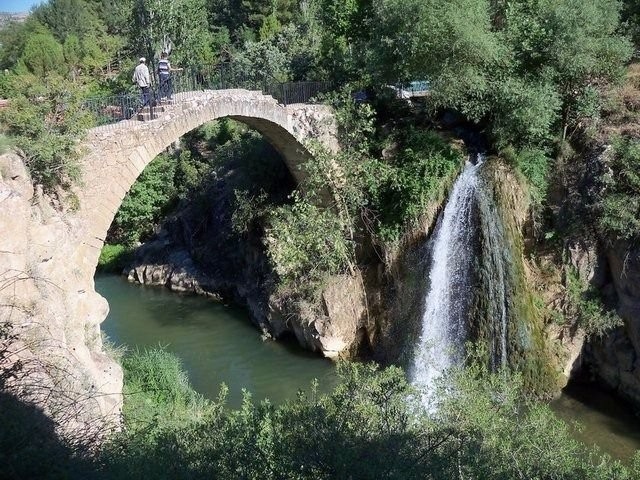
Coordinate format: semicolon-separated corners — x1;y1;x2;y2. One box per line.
75;89;337;274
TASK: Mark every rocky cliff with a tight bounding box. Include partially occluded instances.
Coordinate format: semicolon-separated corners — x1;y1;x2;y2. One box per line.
586;240;640;403
0;152;122;440
123;138;371;359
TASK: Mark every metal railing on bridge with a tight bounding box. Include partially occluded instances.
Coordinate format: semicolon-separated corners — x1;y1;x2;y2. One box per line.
83;63;334;127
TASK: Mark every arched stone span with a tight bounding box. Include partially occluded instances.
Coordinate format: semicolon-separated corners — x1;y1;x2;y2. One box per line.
75;89;337;274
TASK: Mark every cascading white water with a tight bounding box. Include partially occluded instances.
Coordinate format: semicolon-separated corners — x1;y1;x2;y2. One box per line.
410;156;511;408
409;159;483;405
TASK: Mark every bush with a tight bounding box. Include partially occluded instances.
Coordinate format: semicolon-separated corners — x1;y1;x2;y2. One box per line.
368;128;464;242
0;74;92;191
565;267;623;338
265;194;352;285
108;153;178;246
97;244;134;273
598;136;640;242
96;353;640;480
503;146;551;209
0;134;13;155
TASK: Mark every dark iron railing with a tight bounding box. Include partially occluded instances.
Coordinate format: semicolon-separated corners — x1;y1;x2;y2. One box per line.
83;63;334;127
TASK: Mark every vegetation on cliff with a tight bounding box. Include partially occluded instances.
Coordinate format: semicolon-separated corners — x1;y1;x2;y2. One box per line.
597;136;640;243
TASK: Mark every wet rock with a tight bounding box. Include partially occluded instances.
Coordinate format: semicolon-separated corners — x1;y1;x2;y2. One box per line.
588;242;640;405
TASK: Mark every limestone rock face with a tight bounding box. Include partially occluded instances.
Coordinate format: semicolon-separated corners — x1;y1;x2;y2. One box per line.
0;152;122;441
267;274;369;358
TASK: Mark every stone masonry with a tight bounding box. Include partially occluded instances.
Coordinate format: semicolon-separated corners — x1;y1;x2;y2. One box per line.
76;89;338;273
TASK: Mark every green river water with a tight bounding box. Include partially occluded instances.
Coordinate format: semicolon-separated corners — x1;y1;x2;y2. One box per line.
96;274;640;461
96;275;336;407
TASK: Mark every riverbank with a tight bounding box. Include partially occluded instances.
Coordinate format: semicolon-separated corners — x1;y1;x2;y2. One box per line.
99;273;640;462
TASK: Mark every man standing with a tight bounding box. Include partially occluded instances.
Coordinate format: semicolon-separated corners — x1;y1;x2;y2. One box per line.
157;52;182;101
132;57;151;108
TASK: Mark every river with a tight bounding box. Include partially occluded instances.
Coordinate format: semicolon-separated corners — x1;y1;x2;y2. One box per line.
96;274;336;407
96;274;640;461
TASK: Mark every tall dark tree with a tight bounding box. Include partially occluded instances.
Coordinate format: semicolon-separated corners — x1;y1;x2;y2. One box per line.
33;0;101;41
240;0;297;37
130;0;214;70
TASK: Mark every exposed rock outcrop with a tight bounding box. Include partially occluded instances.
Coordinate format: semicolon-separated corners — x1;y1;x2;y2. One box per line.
127;231;370;358
0;152;122;441
127;216;372;358
588;242;640;403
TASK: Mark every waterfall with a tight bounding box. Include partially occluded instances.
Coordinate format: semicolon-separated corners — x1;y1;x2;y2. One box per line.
409;160;481;403
409;156;510;406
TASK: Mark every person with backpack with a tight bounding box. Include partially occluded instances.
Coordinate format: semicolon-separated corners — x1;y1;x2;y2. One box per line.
158;52;182;101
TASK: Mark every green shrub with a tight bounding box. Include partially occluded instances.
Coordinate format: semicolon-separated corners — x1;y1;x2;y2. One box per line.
120;348;212;436
0;134;13;155
369;128;463;242
0;72;93;191
598;136;640;242
565;267;623;338
108;153;178;246
503;146;551;209
265;194;352;285
97;355;640;480
97;244;134;273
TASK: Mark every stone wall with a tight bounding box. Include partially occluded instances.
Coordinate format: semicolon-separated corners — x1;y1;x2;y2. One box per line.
587;242;640;403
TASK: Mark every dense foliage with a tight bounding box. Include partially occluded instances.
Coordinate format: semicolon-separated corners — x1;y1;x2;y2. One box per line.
108;152;178;245
598;136;640;242
96;350;640;479
0;0;637;196
3;342;637;479
3;2;640;477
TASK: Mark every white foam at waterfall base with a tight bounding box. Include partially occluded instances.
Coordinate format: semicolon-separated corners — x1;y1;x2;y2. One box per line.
409;160;482;409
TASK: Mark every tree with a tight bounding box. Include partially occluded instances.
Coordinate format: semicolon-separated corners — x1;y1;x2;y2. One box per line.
240;0;297;37
33;0;101;41
369;0;631;148
95;0;136;35
503;0;632;140
0;19;49;71
316;0;372;81
63;35;82;81
108;153;178;245
20;31;65;79
130;0;214;70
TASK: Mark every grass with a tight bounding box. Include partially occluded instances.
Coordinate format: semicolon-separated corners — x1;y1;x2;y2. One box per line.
97;244;134;274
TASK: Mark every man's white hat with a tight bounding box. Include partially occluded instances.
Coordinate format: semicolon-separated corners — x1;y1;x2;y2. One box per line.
139;57;146;63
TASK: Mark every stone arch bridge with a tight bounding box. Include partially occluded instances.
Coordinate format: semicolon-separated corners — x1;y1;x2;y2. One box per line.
76;89;338;274
0;89;337;434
